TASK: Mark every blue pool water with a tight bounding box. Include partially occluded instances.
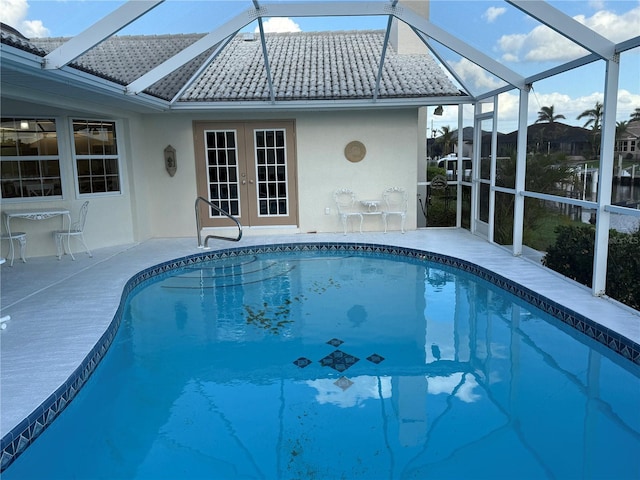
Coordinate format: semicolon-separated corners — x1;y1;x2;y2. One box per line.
5;249;640;479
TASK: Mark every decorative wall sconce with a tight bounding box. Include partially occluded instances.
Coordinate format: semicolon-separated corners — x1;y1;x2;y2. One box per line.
164;145;177;177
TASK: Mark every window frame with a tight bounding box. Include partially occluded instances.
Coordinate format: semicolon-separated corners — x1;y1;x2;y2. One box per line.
70;118;123;198
0;117;64;203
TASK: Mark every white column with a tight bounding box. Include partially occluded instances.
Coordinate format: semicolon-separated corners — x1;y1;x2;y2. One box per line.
512;86;530;256
488;96;498;243
456;105;464;228
470;103;480;234
592;56;619;296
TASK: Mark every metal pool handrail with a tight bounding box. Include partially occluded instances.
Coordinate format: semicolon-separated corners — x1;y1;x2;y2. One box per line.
195;196;243;247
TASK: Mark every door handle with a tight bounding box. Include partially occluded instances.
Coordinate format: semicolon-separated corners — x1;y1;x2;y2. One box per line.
249;180;254;184
242;180;247;185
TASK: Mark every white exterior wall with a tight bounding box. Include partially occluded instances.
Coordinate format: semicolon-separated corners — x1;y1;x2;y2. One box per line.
133;108;420;238
2;104;421;258
295;109;419;233
0;98;138;258
129;114;199;239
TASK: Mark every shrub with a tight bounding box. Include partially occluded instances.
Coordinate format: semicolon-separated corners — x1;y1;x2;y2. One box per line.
426;197;456;226
426;166;446;181
542;224;595;285
607;229;640;309
543;224;640;310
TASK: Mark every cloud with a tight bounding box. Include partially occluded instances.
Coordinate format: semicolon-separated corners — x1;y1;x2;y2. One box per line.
482;6;506;23
0;0;49;37
447;57;507;92
497;88;640;132
307;376;391;408
21;19;49;37
428;373;481;403
431;88;640;137
498;5;640;62
0;0;27;27
254;17;301;34
541;89;640;125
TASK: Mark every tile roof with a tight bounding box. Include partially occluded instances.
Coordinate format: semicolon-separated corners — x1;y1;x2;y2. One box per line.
182;30;461;102
2;27;462;104
28;33;213;100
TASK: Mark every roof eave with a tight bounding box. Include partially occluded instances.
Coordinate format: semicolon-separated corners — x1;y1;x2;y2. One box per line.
1;43;170;113
169;95;470;112
2;40;470;114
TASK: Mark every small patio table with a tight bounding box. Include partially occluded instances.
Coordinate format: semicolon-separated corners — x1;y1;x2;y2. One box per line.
360;200;384;230
2;208;71;264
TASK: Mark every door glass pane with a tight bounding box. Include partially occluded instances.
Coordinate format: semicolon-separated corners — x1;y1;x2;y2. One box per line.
480;119;493;181
205;129;240;217
461;185;471;230
479;182;490;223
254;129;288;217
494;191;515;246
477;118;493;226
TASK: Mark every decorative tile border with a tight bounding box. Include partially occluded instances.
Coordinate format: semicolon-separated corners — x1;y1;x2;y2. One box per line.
1;241;638;472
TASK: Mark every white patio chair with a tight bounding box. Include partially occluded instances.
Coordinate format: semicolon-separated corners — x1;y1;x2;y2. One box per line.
382;187;408;233
0;231;27;266
54;201;92;260
333;188;363;234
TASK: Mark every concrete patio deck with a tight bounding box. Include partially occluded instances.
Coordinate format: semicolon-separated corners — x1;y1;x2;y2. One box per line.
1;229;639;440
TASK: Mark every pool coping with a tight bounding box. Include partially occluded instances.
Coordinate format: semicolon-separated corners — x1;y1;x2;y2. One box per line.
1;241;639;471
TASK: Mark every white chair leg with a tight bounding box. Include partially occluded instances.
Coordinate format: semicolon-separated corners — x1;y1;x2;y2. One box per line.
79;234;92;257
17;236;27;262
401;214;406;234
383;213;388;233
66;236;75;261
55;233;64;259
6;239;15;267
68;238;76;261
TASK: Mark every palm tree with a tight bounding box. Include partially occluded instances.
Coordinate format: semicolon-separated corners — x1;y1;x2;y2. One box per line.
616;120;629;139
536;105;565;124
577;101;604;130
615;121;629;161
437;126;454;156
630;107;640;122
578;101;604;158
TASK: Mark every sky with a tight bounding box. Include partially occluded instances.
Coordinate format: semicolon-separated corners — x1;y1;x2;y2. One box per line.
1;0;638;133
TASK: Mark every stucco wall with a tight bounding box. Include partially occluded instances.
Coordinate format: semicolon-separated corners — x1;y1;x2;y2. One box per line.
2;103;422;258
0;98;138;259
132;108;420;238
128;114;199;240
296;109;419;233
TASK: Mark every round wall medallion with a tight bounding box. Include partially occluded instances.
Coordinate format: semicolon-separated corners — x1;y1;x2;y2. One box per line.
344;141;366;163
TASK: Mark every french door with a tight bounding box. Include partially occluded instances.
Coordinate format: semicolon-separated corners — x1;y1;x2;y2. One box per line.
194;121;298;228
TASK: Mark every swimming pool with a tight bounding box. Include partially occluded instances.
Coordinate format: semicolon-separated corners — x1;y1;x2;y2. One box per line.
2;243;639;478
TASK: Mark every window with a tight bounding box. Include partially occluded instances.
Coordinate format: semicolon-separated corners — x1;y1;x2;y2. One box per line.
72;119;120;194
1;118;62;199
